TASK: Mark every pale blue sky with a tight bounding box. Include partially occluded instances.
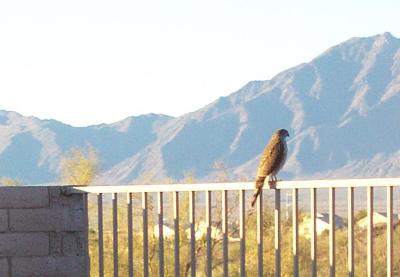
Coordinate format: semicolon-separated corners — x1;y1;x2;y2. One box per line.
0;0;398;126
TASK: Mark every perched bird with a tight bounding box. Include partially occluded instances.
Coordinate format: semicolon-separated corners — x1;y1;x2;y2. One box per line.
250;129;289;207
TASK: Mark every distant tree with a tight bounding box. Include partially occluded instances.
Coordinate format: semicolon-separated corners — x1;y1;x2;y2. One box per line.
0;177;23;186
355;209;367;222
60;145;99;186
183;170;196;184
213;161;230;182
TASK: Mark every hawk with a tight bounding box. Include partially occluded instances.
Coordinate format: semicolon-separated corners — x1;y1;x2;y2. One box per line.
250;129;289;207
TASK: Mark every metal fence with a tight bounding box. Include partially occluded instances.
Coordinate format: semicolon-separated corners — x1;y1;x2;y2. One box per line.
67;177;400;277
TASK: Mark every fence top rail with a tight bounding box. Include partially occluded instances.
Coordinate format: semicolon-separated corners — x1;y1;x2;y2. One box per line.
64;177;400;194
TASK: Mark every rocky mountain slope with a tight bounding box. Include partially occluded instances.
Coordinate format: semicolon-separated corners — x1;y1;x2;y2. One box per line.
1;32;400;184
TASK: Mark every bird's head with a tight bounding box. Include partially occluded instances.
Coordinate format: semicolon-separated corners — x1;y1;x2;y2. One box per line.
276;129;290;140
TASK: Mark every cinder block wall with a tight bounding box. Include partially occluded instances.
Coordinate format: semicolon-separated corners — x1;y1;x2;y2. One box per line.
0;186;88;277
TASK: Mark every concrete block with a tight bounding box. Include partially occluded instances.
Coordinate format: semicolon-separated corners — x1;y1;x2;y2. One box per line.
11;257;55;277
10;208;86;232
0;187;49;208
62;232;85;256
0;209;8;232
0;258;9;277
55;256;88;277
49;187;83;208
12;256;87;277
49;232;62;256
0;233;49;257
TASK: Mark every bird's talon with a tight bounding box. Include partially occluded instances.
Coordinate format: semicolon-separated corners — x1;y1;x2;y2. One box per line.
268;180;277;189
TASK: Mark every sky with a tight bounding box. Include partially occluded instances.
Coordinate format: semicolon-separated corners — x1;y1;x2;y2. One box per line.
0;0;399;127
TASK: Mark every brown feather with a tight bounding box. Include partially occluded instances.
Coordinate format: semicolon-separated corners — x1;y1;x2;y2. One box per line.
251;176;265;207
251;131;288;207
256;134;285;178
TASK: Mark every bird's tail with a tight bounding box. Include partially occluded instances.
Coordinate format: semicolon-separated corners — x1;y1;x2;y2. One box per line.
251;176;265;207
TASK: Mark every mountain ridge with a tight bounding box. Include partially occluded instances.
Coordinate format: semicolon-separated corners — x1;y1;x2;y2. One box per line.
1;32;400;184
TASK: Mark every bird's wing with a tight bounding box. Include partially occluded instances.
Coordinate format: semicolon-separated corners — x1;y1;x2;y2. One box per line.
256;137;285;178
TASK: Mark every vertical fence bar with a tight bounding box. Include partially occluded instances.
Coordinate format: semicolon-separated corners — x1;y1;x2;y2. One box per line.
97;193;104;277
173;192;180;277
142;192;149;277
257;190;263;277
112;193;119;277
239;190;246;277
158;192;165;277
329;187;335;277
310;188;317;277
222;190;228;277
275;189;281;277
206;191;212;277
292;188;299;277
110;193;119;276
189;191;196;277
83;193;90;277
387;186;393;277
367;187;373;277
127;193;133;277
348;187;354;277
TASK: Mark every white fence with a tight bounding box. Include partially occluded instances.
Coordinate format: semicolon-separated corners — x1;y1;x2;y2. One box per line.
67;177;400;277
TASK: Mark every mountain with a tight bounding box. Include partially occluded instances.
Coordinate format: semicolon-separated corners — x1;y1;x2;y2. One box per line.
1;32;400;185
0;111;172;184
